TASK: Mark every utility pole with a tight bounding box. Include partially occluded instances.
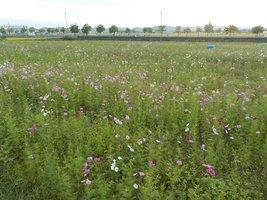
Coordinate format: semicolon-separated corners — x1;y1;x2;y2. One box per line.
160;11;163;41
64;12;68;28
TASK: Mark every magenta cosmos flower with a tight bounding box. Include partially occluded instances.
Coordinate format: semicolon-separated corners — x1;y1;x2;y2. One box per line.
82;162;90;177
202;164;216;176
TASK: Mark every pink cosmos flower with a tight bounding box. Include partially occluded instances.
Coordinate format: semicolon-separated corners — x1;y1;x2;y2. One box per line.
82;162;90;177
202;164;216;176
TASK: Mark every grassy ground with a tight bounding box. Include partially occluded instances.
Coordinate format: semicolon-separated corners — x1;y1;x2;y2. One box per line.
0;40;266;199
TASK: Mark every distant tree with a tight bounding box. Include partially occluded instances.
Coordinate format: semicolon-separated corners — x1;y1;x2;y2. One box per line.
70;24;79;34
7;27;14;35
183;27;192;33
109;25;119;35
251;25;264;34
38;28;46;34
54;28;60;33
143;27;147;33
143;27;153;33
125;27;131;35
0;27;6;35
47;28;56;34
158;25;166;33
224;25;239;34
82;24;92;36
175;26;182;34
96;24;105;34
21;26;28;34
196;26;203;33
204;23;214;33
60;27;66;34
29;27;35;34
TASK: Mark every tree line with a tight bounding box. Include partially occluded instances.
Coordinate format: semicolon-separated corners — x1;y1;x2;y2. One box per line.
0;23;265;36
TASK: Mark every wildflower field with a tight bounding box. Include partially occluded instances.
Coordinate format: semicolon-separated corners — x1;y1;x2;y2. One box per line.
0;40;266;199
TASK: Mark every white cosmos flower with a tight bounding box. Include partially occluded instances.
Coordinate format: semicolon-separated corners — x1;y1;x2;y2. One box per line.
133;184;139;189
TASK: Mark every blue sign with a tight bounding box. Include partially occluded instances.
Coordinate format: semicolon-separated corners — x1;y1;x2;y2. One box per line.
207;43;215;49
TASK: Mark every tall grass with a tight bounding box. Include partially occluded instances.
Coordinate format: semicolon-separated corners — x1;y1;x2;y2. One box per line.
0;40;266;199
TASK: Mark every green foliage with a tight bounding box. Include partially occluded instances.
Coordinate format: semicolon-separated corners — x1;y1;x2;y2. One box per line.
0;27;6;35
125;27;131;34
96;24;105;34
224;25;239;34
158;25;166;33
29;27;35;33
21;26;28;34
143;27;153;33
70;24;79;34
251;25;264;34
0;41;266;199
82;24;92;35
60;27;66;34
109;25;119;35
204;22;214;33
47;27;56;34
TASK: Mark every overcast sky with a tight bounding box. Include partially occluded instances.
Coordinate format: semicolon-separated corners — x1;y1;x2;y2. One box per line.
1;0;267;27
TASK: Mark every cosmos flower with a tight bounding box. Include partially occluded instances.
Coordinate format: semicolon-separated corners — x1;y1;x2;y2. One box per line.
212;127;218;135
148;160;157;167
203;164;216;176
176;160;183;166
114;117;123;125
201;144;206;151
127;145;135;152
137;138;146;145
111;159;119;172
28;124;38;136
185;135;194;143
52;85;61;92
81;178;92;186
236;125;241;129
82;162;90;177
133;171;145;177
133;183;139;189
87;156;101;163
